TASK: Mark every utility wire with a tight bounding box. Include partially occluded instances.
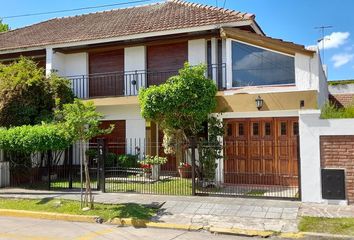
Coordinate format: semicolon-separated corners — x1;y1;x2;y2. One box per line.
222;0;227;8
1;0;155;19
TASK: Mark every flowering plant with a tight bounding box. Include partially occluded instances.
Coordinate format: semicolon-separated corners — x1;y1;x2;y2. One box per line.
141;155;168;165
178;162;191;168
140;163;151;173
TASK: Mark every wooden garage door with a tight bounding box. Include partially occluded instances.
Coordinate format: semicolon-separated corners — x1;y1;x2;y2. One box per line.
147;42;188;86
89;50;124;97
224;118;299;186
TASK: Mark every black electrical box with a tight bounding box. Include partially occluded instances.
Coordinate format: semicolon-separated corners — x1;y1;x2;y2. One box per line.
321;169;346;200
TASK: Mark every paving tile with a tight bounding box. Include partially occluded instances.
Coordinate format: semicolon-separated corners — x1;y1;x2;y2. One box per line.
268;207;283;213
265;212;282;219
227;205;241;210
239;205;254;212
253;206;269;212
188;202;203;209
200;203;215;208
236;210;252;217
282;207;298;213
250;211;267;218
281;213;298;220
168;207;186;214
212;204;228;210
182;208;198;214
195;208;212;214
209;208;225;215
225;209;240;216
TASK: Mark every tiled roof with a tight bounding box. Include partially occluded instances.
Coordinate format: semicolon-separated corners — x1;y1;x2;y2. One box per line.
0;0;255;52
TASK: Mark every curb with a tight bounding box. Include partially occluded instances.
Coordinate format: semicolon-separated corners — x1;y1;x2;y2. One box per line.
0;209;100;223
209;227;274;238
110;218;204;231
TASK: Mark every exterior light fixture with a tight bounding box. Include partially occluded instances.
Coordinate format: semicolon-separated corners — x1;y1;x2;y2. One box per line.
255;96;264;110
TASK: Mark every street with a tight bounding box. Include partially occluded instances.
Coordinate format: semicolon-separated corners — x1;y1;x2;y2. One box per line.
0;216;263;240
0;216;346;240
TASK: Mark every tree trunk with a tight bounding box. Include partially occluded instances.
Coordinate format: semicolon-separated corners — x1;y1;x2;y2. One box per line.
82;141;94;209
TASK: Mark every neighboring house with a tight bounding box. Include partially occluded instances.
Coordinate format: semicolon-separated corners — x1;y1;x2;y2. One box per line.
0;1;330;202
328;80;354;107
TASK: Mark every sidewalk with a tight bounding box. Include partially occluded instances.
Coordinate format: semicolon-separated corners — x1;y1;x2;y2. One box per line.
0;188;300;233
2;188;354;234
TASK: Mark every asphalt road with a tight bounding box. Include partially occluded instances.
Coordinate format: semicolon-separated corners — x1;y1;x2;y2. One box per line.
0;216;263;240
0;216;344;240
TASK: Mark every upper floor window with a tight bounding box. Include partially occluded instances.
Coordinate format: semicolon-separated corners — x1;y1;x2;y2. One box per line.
231;41;295;87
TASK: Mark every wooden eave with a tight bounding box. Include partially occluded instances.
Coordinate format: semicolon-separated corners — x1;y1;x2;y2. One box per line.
220;27;315;56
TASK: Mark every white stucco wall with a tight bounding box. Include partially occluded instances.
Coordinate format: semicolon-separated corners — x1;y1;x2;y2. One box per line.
124;46;146;95
49;51;88;77
97;104;146;155
295;51;328;107
50;52;88;98
295;53;314;90
62;53;88;76
318;61;329;108
299;110;354;204
188;39;207;65
329;83;354;94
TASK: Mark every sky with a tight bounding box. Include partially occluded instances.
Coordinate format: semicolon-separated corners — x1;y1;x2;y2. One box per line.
1;0;353;81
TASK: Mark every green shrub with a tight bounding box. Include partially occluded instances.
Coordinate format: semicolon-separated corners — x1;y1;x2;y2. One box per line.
106;152;118;167
321;102;354;119
0;124;72;153
118;154;139;168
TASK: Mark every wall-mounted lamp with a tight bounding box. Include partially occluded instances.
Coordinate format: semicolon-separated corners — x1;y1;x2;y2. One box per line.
255;96;264;110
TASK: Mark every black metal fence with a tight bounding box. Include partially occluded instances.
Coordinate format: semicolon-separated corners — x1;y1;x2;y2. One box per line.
4;137;300;200
68;64;227;99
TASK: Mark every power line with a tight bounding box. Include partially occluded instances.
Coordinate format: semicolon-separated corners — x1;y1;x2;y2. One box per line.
222;0;227;8
1;0;155;19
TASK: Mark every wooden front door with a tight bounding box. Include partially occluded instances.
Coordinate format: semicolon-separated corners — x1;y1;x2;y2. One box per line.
147;42;188;86
89;50;124;97
91;120;126;155
224;117;299;186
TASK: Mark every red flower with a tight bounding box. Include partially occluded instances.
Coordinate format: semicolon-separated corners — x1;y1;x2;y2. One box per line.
140;163;151;169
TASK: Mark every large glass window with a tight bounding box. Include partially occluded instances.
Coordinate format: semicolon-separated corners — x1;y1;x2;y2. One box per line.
232;41;295;87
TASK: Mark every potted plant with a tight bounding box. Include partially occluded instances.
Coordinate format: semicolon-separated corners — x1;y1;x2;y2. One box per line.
140;163;151;179
178;162;192;178
142;155;168;180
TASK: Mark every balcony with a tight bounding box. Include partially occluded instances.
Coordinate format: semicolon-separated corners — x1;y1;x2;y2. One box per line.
68;64;226;99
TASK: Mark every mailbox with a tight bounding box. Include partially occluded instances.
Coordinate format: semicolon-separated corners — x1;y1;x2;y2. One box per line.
321;169;346;200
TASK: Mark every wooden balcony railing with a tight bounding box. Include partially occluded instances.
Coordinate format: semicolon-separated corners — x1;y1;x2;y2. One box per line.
68;64;226;99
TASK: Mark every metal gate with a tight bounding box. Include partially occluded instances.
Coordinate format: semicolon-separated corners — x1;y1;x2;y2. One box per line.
5;135;299;200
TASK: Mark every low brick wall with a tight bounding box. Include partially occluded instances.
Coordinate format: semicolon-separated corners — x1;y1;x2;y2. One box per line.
329;94;354;108
320;136;354;204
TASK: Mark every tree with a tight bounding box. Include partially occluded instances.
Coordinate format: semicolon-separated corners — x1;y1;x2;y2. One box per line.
55;99;112;208
0;19;9;32
197;115;224;184
139;63;217;164
0;57;74;127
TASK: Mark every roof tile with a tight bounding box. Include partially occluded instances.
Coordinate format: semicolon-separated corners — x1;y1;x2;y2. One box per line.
0;0;254;51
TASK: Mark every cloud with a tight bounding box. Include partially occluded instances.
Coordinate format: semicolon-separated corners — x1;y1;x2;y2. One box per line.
308;32;350;50
331;53;354;68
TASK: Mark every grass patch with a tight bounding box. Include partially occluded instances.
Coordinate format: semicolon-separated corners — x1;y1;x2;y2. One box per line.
105;178;193;195
321;102;354;119
246;189;267;196
299;217;354;236
0;198;156;221
328;79;354;86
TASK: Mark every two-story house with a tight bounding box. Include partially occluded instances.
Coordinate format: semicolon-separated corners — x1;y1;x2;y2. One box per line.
0;0;328;198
